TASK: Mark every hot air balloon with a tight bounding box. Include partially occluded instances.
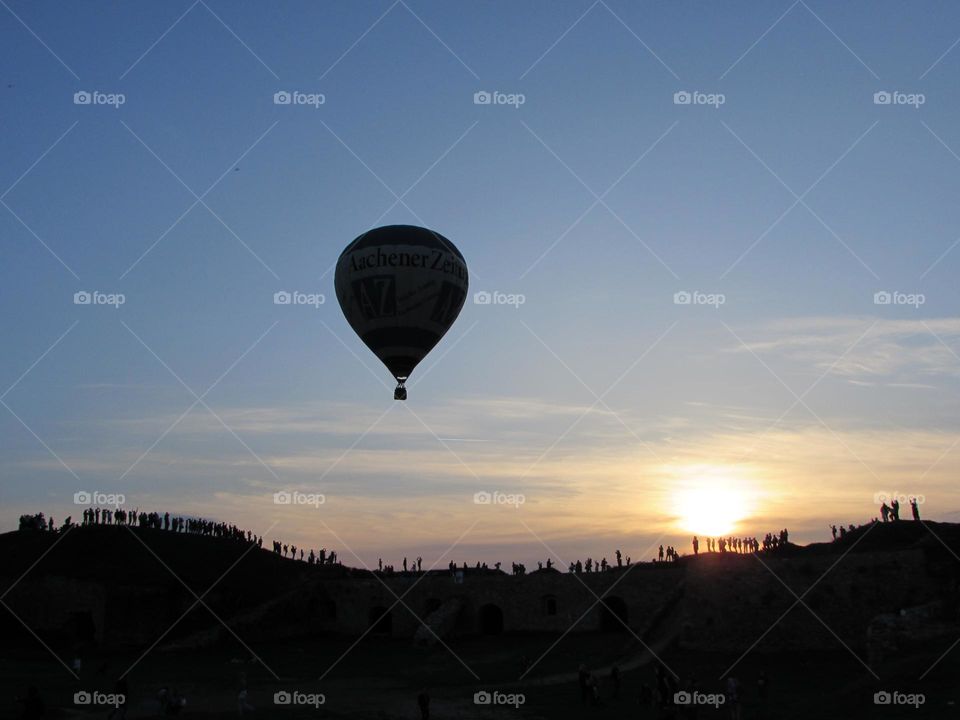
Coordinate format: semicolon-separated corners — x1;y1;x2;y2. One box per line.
334;225;468;399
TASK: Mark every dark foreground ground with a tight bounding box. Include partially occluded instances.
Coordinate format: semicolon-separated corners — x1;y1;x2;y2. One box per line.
3;520;959;717
2;631;958;718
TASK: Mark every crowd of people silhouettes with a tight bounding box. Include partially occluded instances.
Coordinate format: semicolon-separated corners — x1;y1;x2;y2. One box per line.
17;507;343;570
18;497;929;580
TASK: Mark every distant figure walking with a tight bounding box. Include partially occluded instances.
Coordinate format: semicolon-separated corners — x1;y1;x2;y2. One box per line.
107;677;128;719
726;676;742;720
17;686;44;719
417;688;430;719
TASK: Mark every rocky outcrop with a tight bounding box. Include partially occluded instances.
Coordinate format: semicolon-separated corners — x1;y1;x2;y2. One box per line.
866;601;959;665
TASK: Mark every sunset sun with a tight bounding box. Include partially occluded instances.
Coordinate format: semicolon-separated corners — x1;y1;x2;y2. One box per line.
671;471;754;537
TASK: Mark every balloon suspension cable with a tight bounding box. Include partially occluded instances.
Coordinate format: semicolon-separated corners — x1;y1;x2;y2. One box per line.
394;378;407;401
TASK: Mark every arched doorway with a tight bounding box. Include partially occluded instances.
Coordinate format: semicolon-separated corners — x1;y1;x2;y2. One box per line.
600;597;628;632
541;595;558;616
68;611;97;644
308;595;337;620
478;604;503;635
369;606;392;634
423;598;442;618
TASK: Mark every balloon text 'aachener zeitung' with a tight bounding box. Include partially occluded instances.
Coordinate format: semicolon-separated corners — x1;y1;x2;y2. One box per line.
347;247;468;281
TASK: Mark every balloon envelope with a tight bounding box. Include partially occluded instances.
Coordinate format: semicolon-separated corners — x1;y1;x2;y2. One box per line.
334;225;468;386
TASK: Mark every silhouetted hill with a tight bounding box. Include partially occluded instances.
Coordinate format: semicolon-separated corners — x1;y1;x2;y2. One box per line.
1;524;343;593
2;520;958;654
6;520;958;587
808;519;960;557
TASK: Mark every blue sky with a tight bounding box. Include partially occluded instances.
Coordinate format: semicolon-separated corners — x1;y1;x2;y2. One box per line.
2;1;960;566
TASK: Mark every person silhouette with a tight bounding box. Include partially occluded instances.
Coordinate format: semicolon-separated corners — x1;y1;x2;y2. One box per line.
891;498;900;521
18;686;44;719
578;664;590;704
726;676;743;720
108;677;129;719
417;688;430;719
692;536;699;555
910;497;921;521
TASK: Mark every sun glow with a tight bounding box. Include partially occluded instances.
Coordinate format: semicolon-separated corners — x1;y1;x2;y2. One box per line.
670;467;755;537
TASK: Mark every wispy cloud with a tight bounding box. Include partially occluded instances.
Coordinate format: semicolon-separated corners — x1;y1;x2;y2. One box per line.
727;316;960;381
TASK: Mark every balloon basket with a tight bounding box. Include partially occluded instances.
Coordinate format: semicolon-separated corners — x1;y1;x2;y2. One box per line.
394;381;407;401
